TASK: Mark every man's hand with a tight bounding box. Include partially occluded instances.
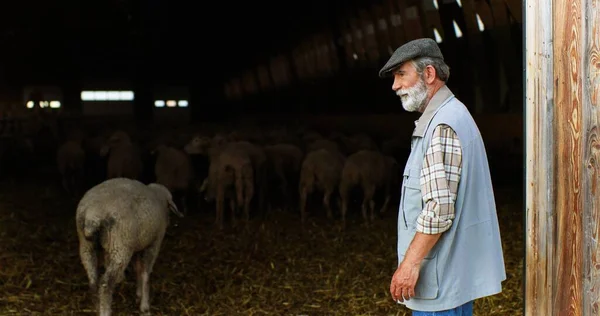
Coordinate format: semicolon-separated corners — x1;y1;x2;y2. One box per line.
390;259;420;303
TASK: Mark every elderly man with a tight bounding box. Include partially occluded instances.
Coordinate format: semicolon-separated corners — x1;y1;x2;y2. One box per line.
380;38;506;315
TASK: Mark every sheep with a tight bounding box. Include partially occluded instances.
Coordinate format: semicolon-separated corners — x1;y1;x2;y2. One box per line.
199;145;254;229
153;144;194;214
100;130;143;181
307;139;341;154
76;178;183;316
264;143;304;212
298;148;345;223
329;132;379;155
339;150;398;226
56;139;86;196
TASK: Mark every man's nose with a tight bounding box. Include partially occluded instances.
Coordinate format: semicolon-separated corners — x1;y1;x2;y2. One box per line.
392;79;401;91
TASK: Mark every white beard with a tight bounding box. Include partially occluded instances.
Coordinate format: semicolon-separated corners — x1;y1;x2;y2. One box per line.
397;79;428;112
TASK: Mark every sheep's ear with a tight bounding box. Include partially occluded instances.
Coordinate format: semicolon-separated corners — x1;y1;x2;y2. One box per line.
168;200;184;218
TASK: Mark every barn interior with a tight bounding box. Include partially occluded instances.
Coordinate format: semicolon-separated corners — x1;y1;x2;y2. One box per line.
0;0;524;315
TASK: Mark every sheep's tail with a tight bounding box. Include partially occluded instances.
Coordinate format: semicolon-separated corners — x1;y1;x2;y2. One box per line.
83;218;101;240
79;209;114;241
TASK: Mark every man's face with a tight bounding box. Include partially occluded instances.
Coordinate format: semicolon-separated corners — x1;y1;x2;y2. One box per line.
391;62;428;112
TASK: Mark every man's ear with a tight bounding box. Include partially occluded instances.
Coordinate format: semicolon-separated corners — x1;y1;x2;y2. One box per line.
424;65;437;84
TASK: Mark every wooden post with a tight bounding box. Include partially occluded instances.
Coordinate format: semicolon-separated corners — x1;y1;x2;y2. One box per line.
526;0;600;314
525;0;554;312
582;0;600;313
553;0;584;312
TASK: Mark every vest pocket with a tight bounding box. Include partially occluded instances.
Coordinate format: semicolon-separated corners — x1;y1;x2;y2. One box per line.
401;167;423;230
399;253;440;299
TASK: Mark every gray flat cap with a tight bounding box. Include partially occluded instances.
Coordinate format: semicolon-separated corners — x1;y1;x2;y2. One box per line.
378;38;444;78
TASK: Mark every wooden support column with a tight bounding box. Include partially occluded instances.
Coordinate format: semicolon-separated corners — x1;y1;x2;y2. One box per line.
582;0;600;313
526;0;600;314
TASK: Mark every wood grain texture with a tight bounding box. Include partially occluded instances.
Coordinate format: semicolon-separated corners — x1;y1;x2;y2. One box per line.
525;0;554;313
554;0;584;314
583;0;600;314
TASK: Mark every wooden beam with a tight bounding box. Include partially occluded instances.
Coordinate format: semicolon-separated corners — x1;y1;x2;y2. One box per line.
525;0;554;312
402;4;425;40
371;4;394;58
582;0;600;313
422;0;445;39
385;0;407;49
553;0;584;311
359;9;381;66
502;0;522;24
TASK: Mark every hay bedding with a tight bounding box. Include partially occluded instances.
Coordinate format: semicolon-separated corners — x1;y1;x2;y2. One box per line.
0;179;522;315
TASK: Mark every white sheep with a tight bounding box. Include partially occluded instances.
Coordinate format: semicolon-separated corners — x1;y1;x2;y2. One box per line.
153;144;194;214
76;178;183;316
299;148;346;223
339;150;398;226
100;130;143;180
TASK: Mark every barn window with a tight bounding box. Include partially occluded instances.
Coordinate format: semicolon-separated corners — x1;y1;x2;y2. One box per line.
452;20;463;38
154;100;188;108
476;13;486;32
433;28;443;43
81;91;135;101
26;100;61;109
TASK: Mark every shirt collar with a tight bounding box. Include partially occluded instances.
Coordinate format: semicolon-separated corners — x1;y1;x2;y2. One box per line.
412;85;454;137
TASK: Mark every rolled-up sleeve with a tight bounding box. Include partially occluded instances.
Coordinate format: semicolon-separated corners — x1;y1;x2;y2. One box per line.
417;124;462;234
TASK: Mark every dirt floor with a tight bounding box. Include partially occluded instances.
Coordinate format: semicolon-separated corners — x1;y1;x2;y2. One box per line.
0;176;523;316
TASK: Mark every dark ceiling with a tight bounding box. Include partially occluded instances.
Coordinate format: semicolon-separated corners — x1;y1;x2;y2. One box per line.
0;0;354;87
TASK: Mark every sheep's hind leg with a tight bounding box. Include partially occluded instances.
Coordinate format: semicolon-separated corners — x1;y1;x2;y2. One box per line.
139;239;164;315
77;232;99;305
98;248;133;316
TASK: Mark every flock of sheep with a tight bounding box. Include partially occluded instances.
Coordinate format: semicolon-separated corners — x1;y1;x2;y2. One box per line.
54;122;407;315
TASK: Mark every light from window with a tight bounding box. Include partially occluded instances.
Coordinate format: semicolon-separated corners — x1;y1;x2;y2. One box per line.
476;14;485;32
155;100;165;107
433;0;439;10
81;90;135;101
178;100;188;107
166;100;177;107
456;0;462;7
453;20;463;38
27;100;61;109
433;28;443;43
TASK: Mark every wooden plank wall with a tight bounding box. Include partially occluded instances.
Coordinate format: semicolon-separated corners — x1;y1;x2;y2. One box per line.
581;0;600;313
526;0;600;313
